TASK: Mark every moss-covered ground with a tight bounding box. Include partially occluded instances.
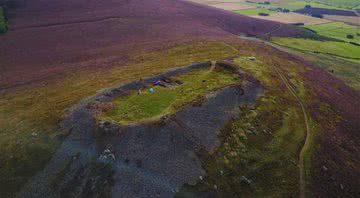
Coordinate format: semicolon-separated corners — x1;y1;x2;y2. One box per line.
100;68;240;124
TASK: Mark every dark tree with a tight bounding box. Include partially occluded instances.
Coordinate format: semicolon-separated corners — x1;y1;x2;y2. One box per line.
346;34;354;39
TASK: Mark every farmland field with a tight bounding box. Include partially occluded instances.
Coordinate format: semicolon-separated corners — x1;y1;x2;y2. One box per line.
279;1;348;10
305;22;360;43
294;7;357;16
272;37;360;61
254;1;346;11
211;2;255;11
314;0;360;9
323;15;360;26
235;8;276;16
252;12;330;25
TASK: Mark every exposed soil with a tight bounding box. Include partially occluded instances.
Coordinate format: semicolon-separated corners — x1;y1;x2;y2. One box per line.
19;63;263;198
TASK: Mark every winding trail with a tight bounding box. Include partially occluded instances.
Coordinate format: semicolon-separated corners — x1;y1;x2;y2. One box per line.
237;34;312;197
273;66;310;198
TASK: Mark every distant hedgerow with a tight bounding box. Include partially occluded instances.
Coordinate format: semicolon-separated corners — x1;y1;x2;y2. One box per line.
0;6;8;33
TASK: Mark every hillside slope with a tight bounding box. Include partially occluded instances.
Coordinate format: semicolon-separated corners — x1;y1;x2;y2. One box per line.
0;0;300;90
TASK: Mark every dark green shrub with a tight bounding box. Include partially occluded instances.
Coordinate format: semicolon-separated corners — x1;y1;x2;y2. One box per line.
0;6;8;34
346;34;354;39
311;14;323;18
258;12;269;16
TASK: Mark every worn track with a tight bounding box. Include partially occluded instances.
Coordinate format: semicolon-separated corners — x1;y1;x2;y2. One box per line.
273;66;310;198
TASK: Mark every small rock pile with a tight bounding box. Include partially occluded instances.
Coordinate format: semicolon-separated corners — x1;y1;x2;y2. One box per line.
99;148;116;163
97;121;122;136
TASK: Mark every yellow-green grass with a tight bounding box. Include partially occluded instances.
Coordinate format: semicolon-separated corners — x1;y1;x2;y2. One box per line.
0;41;239;197
271;37;360;61
234;8;276;16
0;6;7;33
305;22;360;43
101;68;240;124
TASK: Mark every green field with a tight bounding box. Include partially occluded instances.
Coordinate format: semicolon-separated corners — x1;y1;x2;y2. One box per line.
100;68;240;124
253;1;345;11
314;0;360;9
0;7;7;33
305;22;360;43
272;37;360;61
235;8;276;16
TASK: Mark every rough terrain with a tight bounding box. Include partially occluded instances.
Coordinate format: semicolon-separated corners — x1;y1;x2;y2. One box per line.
20;63;263;197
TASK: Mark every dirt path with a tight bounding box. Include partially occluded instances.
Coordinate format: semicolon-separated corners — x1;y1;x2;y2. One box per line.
273;66;310;198
237;34;311;197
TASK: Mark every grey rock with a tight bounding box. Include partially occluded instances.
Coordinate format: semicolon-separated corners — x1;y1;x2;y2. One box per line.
240;176;252;185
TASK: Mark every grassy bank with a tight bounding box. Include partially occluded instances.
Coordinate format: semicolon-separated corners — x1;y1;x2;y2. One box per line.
100;68;240;124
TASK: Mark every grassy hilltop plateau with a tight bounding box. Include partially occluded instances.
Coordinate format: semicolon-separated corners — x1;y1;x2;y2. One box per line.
0;0;359;197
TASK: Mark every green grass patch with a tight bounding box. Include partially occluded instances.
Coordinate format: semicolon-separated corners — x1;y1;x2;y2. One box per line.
271;37;360;61
0;6;8;33
305;22;360;43
234;8;276;16
100;68;240;124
